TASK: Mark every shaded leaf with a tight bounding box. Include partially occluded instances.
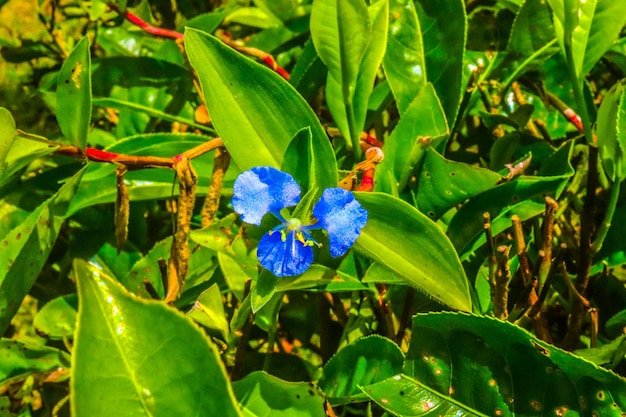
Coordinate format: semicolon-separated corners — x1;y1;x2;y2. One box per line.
0;168;84;334
0;339;70;381
596;79;626;181
414;0;466;125
34;294;78;340
405;312;626;416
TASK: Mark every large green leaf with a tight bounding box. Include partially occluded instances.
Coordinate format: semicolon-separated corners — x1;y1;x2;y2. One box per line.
547;0;626;78
184;28;337;190
0;168;84;334
0;107;17;175
311;0;370;145
382;0;426;115
318;335;404;405
414;0;466;126
354;193;471;312
56;36;91;150
405;312;626;416
596;79;626;181
362;374;485;416
71;259;242;417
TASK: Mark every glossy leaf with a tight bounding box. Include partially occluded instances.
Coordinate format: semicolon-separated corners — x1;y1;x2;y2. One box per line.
233;371;326;417
413;0;466;125
311;0;371;149
383;0;426;115
405;312;626;416
34;294;78;340
375;83;448;193
596;79;626;181
184;28;337;190
56;36;91;150
0;107;17;174
318;335;404;405
415;148;502;220
550;0;626;78
0;168;84;334
354;192;471;312
352;0;388;142
71;259;242;417
362;374;484;417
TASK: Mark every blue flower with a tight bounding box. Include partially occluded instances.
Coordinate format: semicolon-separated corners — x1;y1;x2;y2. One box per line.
232;166;368;277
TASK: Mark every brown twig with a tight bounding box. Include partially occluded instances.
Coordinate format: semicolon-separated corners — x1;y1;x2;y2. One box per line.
494;245;511;320
201;146;231;227
511;215;532;286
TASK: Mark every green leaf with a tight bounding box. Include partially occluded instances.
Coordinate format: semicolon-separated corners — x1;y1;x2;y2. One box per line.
596;79;626;181
0;168;84;334
354;193;471;312
547;0;626;78
71;259;242;417
382;0;426;115
186;284;230;341
361;374;486;417
251;270;280;313
318;335;404;405
405;312;626;416
352;0;388;140
277;265;369;292
56;36;91;150
233;371;326;417
282;127;337;192
0;107;17;175
500;0;558;91
0;339;70;381
184;28;337;190
34;294;78;340
375;83;448;193
311;0;371;150
0;135;57;188
449;141;575;259
414;0;466;126
415;148;502;220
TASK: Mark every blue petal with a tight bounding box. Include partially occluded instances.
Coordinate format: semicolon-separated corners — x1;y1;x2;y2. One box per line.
232;167;301;225
313;188;368;257
257;230;313;277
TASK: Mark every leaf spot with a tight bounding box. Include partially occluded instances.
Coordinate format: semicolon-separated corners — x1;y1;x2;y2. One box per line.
71;63;83;88
530;400;542;411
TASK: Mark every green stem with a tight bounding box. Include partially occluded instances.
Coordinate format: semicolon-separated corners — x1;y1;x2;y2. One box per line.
590;175;621;255
343;94;362;162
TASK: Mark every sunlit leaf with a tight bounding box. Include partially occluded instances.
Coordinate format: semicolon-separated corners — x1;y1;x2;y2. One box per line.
56;36;91;150
354;193;471;312
184;28;337;190
72;259;242;417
